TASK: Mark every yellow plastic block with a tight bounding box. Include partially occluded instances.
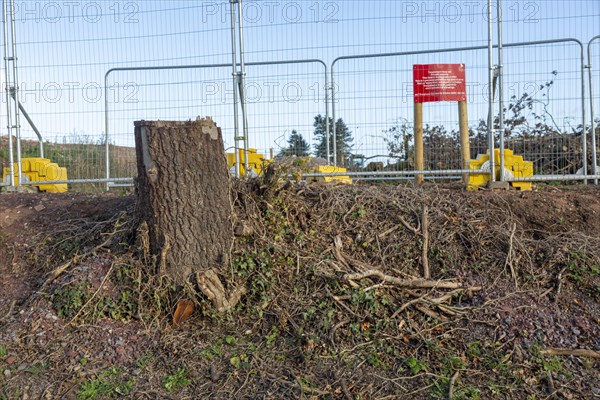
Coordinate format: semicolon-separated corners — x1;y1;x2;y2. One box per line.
511;181;532;191
467;149;533;191
226;148;271;176
21;159;32;172
312;166;352;184
467;158;490;190
32;159;50;173
2;158;68;193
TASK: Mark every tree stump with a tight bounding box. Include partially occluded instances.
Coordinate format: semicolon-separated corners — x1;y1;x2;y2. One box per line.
134;118;233;286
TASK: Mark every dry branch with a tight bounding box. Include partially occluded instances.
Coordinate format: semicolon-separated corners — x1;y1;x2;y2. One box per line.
448;370;461;399
415;304;448;321
505;222;518;288
541;348;600;359
553;267;567;304
391;291;431;318
344;270;463;289
42;230;122;288
397;214;420;236
365;225;400;245
68;262;115;325
340;379;353;400
333;235;351;270
428;288;482;304
421;205;430;279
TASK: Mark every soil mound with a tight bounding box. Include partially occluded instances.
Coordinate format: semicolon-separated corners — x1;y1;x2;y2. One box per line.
0;183;598;399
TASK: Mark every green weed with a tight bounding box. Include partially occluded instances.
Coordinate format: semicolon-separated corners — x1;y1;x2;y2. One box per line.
230;353;251;369
52;283;90;319
198;338;227;360
403;356;428;375
225;335;237;346
366;351;385;368
95;290;137;321
564;251;600;299
51;265;139;323
231;251;275;312
265;326;279;348
162;367;191;392
530;345;568;376
351;206;367;219
452;387;481;400
134;354;155;371
431;376;480;400
25;361;49;375
77;367;135;399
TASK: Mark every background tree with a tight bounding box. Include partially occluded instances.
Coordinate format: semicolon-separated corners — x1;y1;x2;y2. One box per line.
384;120;461;169
312;114;354;165
277;130;310;157
422;124;461;170
383;118;413;162
382;73;590;175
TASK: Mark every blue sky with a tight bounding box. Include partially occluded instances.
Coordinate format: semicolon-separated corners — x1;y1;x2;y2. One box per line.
2;0;599;171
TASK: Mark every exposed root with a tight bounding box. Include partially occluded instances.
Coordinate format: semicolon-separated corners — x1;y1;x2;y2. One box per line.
196;269;247;313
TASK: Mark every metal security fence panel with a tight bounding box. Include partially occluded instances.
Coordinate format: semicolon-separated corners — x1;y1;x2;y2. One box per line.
589;36;600;180
105;64;235;181
331;40;587;179
501;41;587;177
105;60;327;181
332;48;494;174
0;1;245;187
242;61;328;160
2;1;599;189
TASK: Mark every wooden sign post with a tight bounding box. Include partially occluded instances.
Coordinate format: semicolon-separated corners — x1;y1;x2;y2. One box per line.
413;64;469;185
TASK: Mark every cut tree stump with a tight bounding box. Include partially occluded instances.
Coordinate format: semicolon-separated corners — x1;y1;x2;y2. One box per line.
134;118;233;286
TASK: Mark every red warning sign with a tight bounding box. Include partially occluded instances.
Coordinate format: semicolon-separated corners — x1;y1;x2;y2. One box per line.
413;64;466;103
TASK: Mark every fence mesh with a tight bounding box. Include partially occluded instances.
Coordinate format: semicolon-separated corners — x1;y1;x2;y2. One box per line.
1;1;599;187
591;37;600;176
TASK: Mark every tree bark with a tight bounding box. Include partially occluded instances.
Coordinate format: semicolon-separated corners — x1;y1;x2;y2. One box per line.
134;118;233;285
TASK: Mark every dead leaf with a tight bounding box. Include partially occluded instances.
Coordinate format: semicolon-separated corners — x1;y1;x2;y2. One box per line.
173;299;195;327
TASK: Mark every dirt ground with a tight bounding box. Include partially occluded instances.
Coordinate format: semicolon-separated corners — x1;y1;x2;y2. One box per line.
0;182;599;399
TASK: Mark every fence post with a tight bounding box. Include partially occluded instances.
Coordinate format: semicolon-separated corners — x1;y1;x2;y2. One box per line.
458;101;470;184
497;0;506;181
580;41;588;184
588;36;600;184
487;0;496;184
236;0;250;174
324;67;331;165
330;63;336;166
414;102;424;185
229;0;241;178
